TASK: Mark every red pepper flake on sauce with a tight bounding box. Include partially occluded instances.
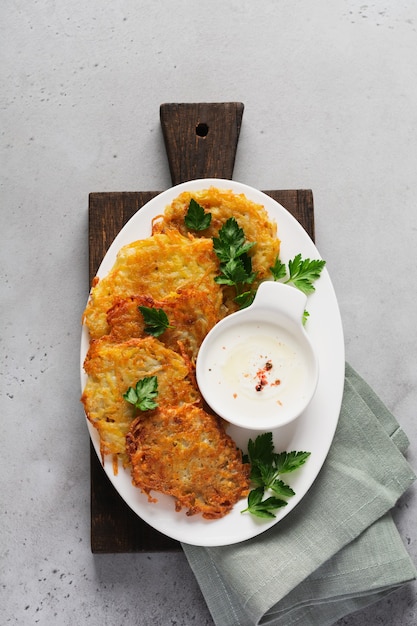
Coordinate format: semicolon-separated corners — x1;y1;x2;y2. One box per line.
255;359;275;392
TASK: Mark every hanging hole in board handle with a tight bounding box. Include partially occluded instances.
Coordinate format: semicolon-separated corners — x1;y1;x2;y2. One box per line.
159;102;244;184
196;122;209;137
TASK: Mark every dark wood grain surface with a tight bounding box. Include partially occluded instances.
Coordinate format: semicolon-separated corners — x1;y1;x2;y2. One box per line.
160;102;244;185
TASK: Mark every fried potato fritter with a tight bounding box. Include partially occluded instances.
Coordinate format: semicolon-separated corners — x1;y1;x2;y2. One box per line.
81;187;280;517
153;187;280;282
83;230;222;339
82;336;200;468
126;404;250;519
106;287;223;361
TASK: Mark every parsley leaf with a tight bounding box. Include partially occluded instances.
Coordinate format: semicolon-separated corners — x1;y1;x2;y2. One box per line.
247;432;274;466
241;487;288;519
212;217;255;261
269;257;287;281
269;479;296;498
123;376;159;411
242;432;310;519
257;462;283;489
212;217;257;306
138;305;172;338
234;290;256;309
184;198;212;231
270;253;326;295
214;257;256;287
273;450;311;474
286;254;326;294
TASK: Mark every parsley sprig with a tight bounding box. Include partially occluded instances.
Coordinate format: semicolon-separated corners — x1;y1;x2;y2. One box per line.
123;376;159;411
185;198;212;231
183;200;326;311
138;305;173;338
212;217;258;307
243;487;288;518
242;432;310;519
270;253;326;295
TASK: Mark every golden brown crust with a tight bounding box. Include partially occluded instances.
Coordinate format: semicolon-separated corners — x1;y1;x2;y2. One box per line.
81;336;200;466
106;287;223;362
126;404;250;519
153;187;280;282
81;187;280;515
83;230;222;340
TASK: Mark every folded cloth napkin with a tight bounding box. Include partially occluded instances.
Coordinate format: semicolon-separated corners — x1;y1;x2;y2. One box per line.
182;363;416;626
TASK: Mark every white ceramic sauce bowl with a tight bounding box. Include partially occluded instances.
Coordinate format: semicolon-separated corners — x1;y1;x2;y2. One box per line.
196;281;319;431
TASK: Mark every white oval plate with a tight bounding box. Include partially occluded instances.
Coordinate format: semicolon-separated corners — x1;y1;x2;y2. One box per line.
80;178;345;547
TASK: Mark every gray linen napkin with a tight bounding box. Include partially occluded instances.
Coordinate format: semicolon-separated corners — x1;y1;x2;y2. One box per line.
182;363;416;626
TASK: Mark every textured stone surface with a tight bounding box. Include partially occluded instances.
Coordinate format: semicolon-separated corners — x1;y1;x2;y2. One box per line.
1;1;416;624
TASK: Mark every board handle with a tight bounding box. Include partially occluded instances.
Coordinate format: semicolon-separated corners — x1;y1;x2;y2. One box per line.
160;102;244;185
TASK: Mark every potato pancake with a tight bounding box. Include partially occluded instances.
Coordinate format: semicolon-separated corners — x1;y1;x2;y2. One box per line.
153;186;280;282
106;287;223;361
126;404;250;519
82;336;200;469
83;230;222;339
81;186;280;515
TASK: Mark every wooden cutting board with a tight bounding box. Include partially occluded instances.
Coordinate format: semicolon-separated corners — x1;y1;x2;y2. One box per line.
87;103;315;552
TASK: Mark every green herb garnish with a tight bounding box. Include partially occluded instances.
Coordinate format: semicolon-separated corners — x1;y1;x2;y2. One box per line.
212;217;255;261
242;432;310;519
123;376;159;411
185;198;212;231
274;450;312;474
269;257;287;282
234;290;257;309
270;253;326;295
241;487;288;519
212;217;257;306
183;198;325;313
138;305;173;338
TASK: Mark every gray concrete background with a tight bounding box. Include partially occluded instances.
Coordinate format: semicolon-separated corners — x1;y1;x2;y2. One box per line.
2;2;416;624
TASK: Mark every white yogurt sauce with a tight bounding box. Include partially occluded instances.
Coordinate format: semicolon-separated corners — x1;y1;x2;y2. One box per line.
203;321;310;421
